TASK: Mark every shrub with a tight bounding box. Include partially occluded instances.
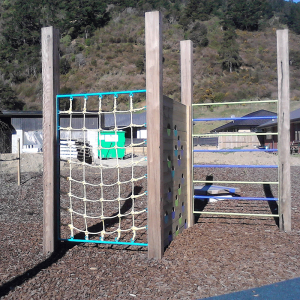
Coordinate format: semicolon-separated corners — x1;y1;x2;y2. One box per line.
61;35;72;47
189;22;209;47
60;58;71;75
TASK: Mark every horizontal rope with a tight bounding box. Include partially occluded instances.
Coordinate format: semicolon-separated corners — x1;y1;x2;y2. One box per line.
68;175;146;188
68;192;147;203
67;225;147;236
67;157;147;169
59;106;146;115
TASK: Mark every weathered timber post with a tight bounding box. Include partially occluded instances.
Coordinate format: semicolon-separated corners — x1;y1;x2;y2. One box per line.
42;27;60;254
17;138;21;186
180;40;194;227
145;11;164;259
277;29;291;232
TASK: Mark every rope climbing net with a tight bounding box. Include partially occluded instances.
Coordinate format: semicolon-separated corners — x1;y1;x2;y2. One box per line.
57;90;148;246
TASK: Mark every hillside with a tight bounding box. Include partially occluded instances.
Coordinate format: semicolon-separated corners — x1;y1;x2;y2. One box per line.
1;2;300;111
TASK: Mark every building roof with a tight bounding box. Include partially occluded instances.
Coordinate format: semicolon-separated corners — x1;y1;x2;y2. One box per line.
258;107;300;129
104;112;146;128
212;110;277;132
0;110;42;117
1;110;146;129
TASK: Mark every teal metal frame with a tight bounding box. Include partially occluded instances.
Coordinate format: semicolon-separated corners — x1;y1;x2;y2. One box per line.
56;90;148;247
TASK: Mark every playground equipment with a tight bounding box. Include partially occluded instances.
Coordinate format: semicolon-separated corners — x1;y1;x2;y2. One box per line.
42;12;291;260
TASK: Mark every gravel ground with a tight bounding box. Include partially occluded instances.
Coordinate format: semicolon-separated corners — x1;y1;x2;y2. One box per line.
0;155;300;299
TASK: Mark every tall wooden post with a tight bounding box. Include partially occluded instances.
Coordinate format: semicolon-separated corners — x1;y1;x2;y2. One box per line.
180;40;194;228
17;138;21;186
277;29;291;232
42;27;60;254
146;11;164;259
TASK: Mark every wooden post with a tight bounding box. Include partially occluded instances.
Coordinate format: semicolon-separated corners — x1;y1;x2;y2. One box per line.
42;27;60;254
17;138;21;186
145;11;164;259
277;29;291;232
180;40;194;228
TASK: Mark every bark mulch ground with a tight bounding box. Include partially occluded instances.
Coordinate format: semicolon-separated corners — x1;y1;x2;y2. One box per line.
0;166;299;299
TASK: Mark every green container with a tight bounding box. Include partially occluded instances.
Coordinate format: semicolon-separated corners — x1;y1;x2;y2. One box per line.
98;131;126;159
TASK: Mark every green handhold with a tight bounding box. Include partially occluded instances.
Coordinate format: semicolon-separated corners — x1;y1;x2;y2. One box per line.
167;128;171;136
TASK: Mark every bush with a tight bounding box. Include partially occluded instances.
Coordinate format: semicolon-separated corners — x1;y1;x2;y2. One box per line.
85;39;91;46
61;35;72;47
60;58;71;75
189;22;209;47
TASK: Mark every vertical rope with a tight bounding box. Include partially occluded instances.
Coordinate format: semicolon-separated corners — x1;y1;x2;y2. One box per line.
83;96;88;239
130;94;136;241
68;96;74;238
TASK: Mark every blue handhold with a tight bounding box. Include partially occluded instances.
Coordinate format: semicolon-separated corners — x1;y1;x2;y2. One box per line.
172;211;176;219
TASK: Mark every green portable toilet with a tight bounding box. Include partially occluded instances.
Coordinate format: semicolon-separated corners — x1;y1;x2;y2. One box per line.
98;131;126;159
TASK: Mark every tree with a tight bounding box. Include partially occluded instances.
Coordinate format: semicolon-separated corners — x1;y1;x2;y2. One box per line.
0;80;24;110
218;29;242;73
185;0;222;21
189;22;209;47
223;0;270;31
286;2;300;34
60;0;110;38
0;0;110;84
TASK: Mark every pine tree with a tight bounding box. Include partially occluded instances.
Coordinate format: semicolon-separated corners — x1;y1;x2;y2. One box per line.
218;29;242;73
223;0;270;31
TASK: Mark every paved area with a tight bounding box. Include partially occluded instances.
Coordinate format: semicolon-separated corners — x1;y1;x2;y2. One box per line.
202;277;300;300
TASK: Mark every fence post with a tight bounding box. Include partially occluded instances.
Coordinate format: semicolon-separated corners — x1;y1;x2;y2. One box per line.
180;40;194;227
42;26;60;254
145;11;164;259
277;29;291;232
17;138;21;186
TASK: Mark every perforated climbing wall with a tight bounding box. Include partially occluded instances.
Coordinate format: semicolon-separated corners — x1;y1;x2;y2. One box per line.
162;96;188;247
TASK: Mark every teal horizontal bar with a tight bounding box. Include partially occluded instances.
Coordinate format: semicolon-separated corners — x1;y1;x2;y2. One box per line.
60;238;148;247
57;90;146;98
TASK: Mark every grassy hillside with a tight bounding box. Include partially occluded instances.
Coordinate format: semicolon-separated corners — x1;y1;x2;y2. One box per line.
12;9;300;112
